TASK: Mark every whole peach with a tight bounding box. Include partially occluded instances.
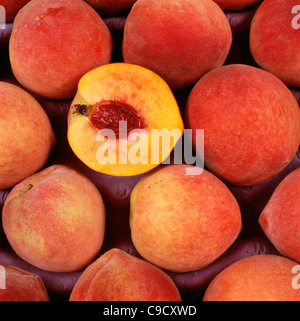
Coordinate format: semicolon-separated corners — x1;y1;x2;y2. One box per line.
250;0;300;87
2;165;106;272
0;263;49;301
130;164;242;273
9;0;113;99
185;64;300;186
122;0;232;91
0;81;55;190
259;167;300;264
70;248;182;301
203;254;300;301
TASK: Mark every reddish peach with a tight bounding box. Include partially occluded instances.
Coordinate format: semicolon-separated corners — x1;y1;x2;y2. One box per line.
213;0;261;10
83;0;137;15
9;0;113;100
0;0;30;21
69;248;181;301
0;81;55;190
122;0;232;91
203;254;300;301
250;0;300;87
130;164;242;273
2;165;106;272
185;64;300;186
0;263;49;301
259;168;300;264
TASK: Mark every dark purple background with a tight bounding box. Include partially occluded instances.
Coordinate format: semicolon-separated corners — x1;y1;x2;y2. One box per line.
0;2;300;301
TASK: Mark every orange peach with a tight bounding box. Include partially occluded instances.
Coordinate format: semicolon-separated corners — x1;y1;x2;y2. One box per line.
213;0;261;10
185;64;300;186
0;0;30;21
130;164;242;273
2;165;106;272
122;0;232;91
9;0;113;100
69;248;181;301
259;167;300;264
67;63;184;176
0;263;49;301
83;0;137;15
0;81;55;190
203;254;300;301
250;0;300;87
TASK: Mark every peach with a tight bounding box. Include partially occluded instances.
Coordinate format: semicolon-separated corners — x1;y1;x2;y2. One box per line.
250;0;300;88
83;0;137;15
129;164;242;273
0;81;55;190
69;248;181;301
2;165;106;272
9;0;113;100
67;63;184;176
0;0;30;21
185;64;300;186
213;0;261;10
0;263;49;301
122;0;232;91
259;168;300;264
203;254;300;301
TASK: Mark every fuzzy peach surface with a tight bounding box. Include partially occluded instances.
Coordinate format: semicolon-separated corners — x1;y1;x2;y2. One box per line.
9;0;113;100
0;263;49;301
122;0;232;91
259;167;300;264
2;165;106;272
130;164;242;273
185;64;300;186
203;254;300;301
0;81;55;190
250;0;300;88
69;248;182;301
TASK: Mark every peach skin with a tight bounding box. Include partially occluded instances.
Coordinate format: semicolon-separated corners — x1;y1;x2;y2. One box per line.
2;165;106;272
130;164;242;273
69;248;182;301
9;0;113;99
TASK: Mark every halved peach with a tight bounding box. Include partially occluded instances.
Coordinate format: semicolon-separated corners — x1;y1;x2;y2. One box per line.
67;63;184;176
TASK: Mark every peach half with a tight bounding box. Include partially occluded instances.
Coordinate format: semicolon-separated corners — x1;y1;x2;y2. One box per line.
69;248;181;301
130;164;242;273
2;165;106;272
67;63;184;176
9;0;113;100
